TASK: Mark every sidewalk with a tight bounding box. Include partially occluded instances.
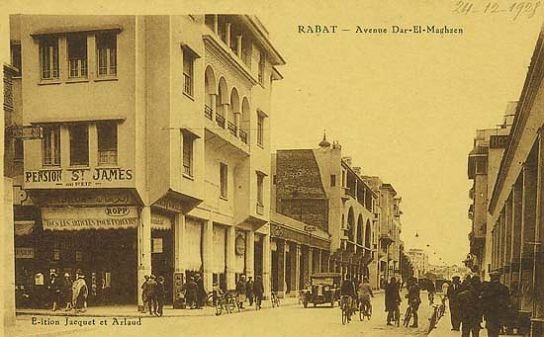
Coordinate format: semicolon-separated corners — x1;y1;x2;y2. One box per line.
16;296;300;318
428;308;513;337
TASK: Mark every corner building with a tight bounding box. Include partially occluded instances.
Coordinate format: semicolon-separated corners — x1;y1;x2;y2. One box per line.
10;14;284;309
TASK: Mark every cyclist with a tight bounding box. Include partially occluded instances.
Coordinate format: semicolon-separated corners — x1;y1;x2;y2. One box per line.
340;274;357;321
405;277;422;328
358;277;374;317
427;281;436;305
385;277;401;326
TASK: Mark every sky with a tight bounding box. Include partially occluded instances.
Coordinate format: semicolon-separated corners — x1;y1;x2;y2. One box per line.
257;1;544;265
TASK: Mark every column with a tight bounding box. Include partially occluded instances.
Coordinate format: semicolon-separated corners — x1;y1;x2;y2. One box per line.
245;231;255;279
226;226;236;290
277;240;286;297
263;232;271;299
295;244;301;293
236;35;242;57
511;180;523;289
137;206;152;311
202;220;213;291
318;250;323;273
533;132;544;334
225;23;231;48
504;197;513;287
520;162;537;312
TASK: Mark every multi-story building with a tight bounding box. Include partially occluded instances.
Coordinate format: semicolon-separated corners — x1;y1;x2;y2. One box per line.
10;14;284;309
272;136;380;288
486;27;544;336
406;248;429;279
364;177;403;288
467;102;515;280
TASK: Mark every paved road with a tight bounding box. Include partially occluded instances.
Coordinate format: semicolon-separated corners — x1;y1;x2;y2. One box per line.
14;292;440;337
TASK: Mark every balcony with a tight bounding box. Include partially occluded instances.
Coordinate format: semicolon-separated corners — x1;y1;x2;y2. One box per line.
227;121;237;136
239;129;248;144
204;105;213;120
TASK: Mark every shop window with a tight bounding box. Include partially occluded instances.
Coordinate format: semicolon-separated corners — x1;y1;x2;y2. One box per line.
39;37;59;80
69;124;89;166
11;42;22;77
67;33;88;78
182;133;194;177
220;163;228;199
183;47;195;97
42;125;61;166
257;113;265;147
96;32;117;76
97;121;118;165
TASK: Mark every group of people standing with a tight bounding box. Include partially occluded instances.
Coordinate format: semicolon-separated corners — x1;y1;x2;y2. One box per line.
49;272;88;313
234;275;265;309
140;274;166;316
446;272;511;337
384;276;421;328
182;273;207;309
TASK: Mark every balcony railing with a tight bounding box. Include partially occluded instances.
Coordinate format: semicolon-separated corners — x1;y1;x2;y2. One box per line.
227;121;237;136
239;129;248;144
256;202;264;215
216;114;226;129
204;105;213;120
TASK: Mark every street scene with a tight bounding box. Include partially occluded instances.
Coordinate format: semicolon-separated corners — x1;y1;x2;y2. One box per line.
2;3;544;337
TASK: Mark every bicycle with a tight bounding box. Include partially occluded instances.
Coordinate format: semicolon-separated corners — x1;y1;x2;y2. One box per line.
428;304;440;333
224;291;240;313
359;298;372;321
271;291;280;308
403;305;413;327
340;295;352;325
388;304;401;327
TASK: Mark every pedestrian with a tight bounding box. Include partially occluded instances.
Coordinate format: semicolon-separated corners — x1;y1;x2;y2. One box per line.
457;275;483;337
481;272;510;337
246;276;255;306
62;273;73;311
447;276;463;331
212;282;224;315
406;277;421;328
141;275;150;313
194;274;206;309
146;275;158;316
72;274;88;313
385;277;401;326
427;280;436;305
236;275;247;309
156;276;165;317
253;275;264;310
185;276;198;309
358;277;374;315
49;273;61;311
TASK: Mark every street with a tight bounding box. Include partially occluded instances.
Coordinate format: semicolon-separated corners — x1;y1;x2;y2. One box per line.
13;292;439;337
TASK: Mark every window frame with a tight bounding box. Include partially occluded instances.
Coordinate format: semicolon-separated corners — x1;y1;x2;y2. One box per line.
67;33;88;79
10;42;22;77
42;125;61;167
39;36;59;80
96;31;117;77
256;172;265;206
68;123;90;167
257;112;265;147
182;132;194;178
182;46;196;98
97;121;118;166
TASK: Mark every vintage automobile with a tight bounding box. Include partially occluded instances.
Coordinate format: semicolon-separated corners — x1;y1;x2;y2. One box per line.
301;272;341;308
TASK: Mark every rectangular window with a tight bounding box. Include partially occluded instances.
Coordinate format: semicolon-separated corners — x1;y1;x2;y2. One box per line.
14;138;24;162
69;124;89;166
330;174;336;187
220;163;228;199
183;48;195;97
39;37;59;80
42;126;60;166
67;33;88;78
257;114;264;147
11;43;22;77
258;51;265;84
182;133;194;177
257;173;264;205
97;121;118;165
97;32;117;76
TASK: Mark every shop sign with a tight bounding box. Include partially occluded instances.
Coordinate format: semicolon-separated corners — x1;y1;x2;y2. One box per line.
24;167;134;189
152;238;163;253
153;197;183;213
489;135;509;149
35;190;135;206
15;247;34;259
42;206;139;231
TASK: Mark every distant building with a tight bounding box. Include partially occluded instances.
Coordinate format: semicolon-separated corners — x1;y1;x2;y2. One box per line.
407;248;429;279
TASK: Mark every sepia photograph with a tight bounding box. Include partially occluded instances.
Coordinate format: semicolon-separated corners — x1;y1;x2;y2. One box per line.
1;1;544;336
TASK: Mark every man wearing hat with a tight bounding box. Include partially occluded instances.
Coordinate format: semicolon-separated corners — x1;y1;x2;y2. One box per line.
49;273;61;311
447;275;463;331
481;271;510;337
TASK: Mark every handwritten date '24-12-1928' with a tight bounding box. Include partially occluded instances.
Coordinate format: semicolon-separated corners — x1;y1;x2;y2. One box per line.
453;1;541;20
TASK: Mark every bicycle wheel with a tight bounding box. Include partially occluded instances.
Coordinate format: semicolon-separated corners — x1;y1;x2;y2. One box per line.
342;304;347;325
428;309;438;333
367;305;372;320
206;292;214;307
359;303;364;321
395;308;400;327
403;307;411;327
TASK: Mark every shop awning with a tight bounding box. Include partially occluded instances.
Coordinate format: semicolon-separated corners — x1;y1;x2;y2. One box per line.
15;220;35;236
